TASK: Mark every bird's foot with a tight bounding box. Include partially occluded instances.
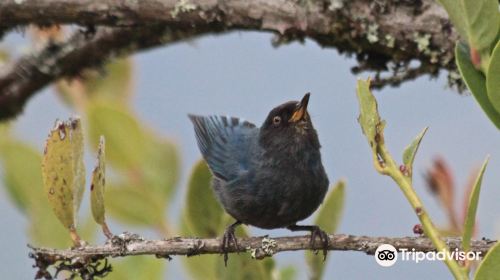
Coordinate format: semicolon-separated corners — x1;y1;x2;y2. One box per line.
221;221;241;266
309;226;329;260
287;224;330;261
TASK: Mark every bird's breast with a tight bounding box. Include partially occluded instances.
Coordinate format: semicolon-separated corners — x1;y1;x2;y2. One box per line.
214;143;329;229
249;151;329;228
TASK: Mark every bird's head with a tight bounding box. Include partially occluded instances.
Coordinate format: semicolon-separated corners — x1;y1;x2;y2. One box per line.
259;93;320;151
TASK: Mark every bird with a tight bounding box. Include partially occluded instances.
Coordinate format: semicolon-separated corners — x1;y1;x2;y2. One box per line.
188;93;330;265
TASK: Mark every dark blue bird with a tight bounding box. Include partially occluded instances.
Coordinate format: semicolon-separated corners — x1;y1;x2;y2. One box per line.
189;93;330;264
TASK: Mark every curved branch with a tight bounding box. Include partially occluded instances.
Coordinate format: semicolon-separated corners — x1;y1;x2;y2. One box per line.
0;0;457;65
0;25;211;120
0;0;458;120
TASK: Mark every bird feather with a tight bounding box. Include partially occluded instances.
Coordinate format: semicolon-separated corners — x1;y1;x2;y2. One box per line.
188;114;258;182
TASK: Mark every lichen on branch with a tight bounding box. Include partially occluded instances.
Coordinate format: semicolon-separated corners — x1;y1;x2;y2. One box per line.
29;232;495;279
0;0;461;120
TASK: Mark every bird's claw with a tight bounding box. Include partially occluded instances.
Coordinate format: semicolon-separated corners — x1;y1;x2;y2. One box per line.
221;226;239;266
310;226;329;261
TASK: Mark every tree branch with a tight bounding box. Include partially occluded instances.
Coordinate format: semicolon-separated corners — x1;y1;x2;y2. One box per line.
0;0;458;121
0;0;458;68
0;25;211;120
28;232;497;278
31;232;495;263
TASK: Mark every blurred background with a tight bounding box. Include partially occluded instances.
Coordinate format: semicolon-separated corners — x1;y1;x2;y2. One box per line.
1;29;499;279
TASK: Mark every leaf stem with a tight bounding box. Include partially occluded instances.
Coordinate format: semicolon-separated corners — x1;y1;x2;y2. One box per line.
377;144;468;280
69;226;83;247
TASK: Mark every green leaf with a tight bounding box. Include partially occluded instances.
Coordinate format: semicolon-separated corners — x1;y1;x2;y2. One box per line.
462;156;489;252
461;0;500;51
402;127;428;181
181;242;218;280
215;254;274;280
356;78;386;170
181;210;220;280
475;241;500;280
486;40;500;114
87;103;146;170
184;160;224;237
31;213;98;248
306;180;346;280
87;102;180;206
106;184;165;227
182;161;275;280
90;136;107;225
183;224;275;280
277;266;297;280
107;256;164;280
0;139;43;213
141;135;180;201
456;43;500;129
77;215;99;244
55;58;133;107
436;0;468;41
314;180;346;236
85;58;134;103
41;118;86;230
0;126;73;247
28;202;72;248
183;257;216;280
356;79;384;147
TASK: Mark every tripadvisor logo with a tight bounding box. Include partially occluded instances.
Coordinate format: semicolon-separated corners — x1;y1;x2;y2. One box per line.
375;244;398;267
374;244;482;267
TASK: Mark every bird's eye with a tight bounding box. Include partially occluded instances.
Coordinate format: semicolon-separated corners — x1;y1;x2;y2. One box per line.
273;116;282;126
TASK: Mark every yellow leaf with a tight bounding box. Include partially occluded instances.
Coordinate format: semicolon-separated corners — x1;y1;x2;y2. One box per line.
41;118;86;232
72;118;85;214
90;136;106;225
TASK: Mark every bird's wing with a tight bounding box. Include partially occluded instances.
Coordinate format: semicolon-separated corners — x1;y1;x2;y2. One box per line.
189;114;258;181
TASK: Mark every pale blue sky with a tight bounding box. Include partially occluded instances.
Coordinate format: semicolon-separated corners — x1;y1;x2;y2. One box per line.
2;31;500;279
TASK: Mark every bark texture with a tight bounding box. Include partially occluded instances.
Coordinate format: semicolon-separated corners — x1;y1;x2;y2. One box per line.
0;0;459;120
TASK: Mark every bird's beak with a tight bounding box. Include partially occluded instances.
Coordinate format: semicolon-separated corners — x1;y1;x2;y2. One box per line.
289;93;310;122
